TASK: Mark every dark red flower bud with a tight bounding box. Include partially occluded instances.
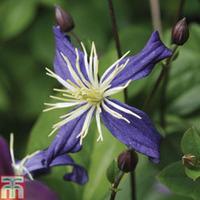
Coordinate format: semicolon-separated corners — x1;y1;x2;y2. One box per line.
55;5;75;32
182;154;200;170
117;150;138;173
171;18;189;45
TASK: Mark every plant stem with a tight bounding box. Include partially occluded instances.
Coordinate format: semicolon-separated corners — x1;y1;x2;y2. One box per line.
149;0;162;34
110;172;125;200
144;46;178;110
130;172;136;200
107;0;129;102
175;0;185;21
160;45;178;128
143;65;165;109
107;0;122;58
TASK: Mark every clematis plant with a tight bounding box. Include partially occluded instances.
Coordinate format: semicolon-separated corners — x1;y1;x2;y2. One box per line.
0;134;88;197
44;26;172;163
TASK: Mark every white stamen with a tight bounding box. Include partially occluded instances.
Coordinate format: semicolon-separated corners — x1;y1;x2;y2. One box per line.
100;58;129;90
22;166;34;180
105;99;141;119
49;95;77;102
81;42;94;84
48;103;91;137
103;80;131;97
10;133;15;166
43;101;83;112
74;48;91;87
53;88;71;93
96;105;103;142
100;51;130;83
46;68;76;91
101;101;130;123
9;133;40;180
60;52;84;87
77;106;95;143
92;43;99;86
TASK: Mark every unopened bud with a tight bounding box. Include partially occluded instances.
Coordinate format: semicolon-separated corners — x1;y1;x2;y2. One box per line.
182;154;200;170
117;150;138;173
55;5;75;32
171;18;189;45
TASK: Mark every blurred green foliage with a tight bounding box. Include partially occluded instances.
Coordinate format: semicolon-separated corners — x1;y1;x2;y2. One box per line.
0;0;200;199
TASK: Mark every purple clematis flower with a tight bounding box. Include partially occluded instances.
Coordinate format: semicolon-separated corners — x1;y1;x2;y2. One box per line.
0;136;58;200
44;26;172;163
0;134;88;197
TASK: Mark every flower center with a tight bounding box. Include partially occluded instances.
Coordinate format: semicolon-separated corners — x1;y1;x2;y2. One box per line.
74;86;104;105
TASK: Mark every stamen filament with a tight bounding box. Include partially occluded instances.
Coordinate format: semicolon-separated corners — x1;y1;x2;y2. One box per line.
100;51;130;83
10;133;15;166
101;101;130;123
46;68;76;91
103;80;131;97
105;99;141;119
60;52;84;87
96;105;103;142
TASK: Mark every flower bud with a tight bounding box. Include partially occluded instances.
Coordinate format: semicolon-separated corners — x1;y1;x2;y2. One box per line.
55;5;75;32
117;150;138;173
171;18;189;45
182;154;200;170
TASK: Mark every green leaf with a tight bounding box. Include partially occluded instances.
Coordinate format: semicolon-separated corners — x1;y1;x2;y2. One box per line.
158;162;200;200
169;85;200;116
181;127;200;180
0;0;36;40
181;127;200;157
185;167;200;181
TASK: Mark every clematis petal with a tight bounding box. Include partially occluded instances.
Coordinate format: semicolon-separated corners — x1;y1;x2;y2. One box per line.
0;137;13;175
105;31;172;88
25;151;88;185
50;154;88;185
46;109;90;163
25;180;59;200
101;99;161;163
53;26;89;83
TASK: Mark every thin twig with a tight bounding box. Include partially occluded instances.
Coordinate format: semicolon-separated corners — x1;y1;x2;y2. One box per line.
110;172;125;200
143;65;165;109
175;0;186;21
107;0;128;102
130;172;136;200
149;0;162;34
107;0;122;58
143;45;178;110
160;45;178;128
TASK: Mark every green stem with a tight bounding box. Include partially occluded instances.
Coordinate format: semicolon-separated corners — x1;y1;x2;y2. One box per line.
175;0;185;21
160;45;178;128
143;46;178;110
109;172;125;200
107;0;122;58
